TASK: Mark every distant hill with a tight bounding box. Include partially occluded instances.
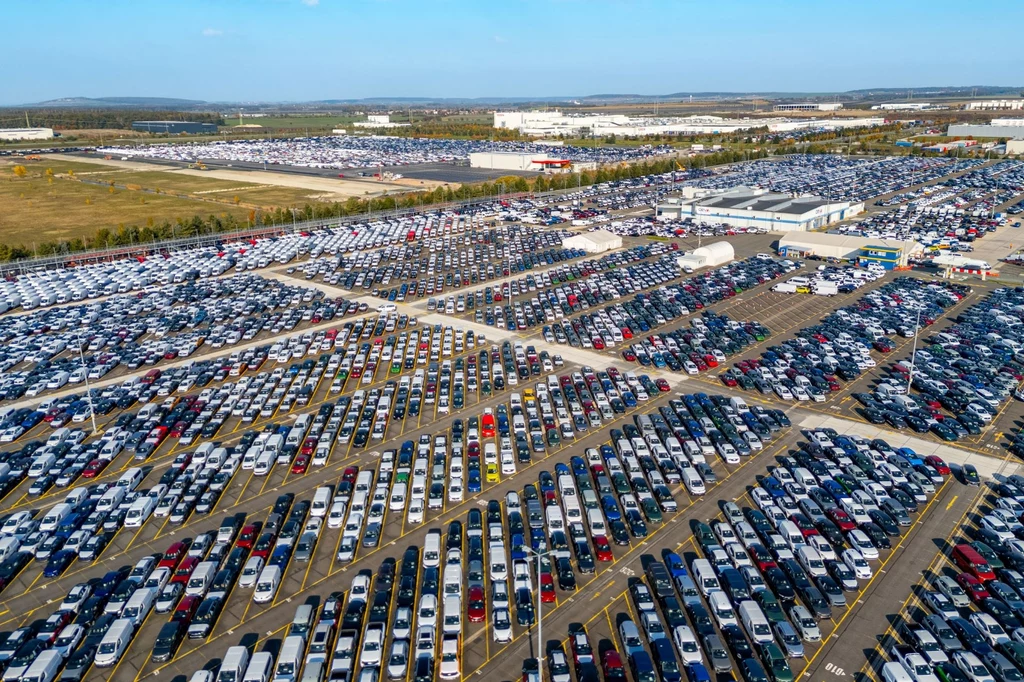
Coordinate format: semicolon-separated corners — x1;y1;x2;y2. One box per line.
26;96;209;108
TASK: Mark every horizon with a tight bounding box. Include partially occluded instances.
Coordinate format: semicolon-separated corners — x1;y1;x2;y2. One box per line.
5;0;1024;106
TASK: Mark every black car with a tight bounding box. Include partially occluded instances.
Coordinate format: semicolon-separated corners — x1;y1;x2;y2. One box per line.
151;620;187;662
188;596;224;639
867;509;900;536
556;557;577;591
61;643;98;682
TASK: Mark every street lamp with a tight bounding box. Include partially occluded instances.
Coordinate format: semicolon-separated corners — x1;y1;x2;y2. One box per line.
905;306;923;395
76;338;99;435
523;545;557;680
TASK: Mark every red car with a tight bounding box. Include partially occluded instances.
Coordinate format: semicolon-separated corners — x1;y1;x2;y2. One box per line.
602;650;625;681
720;374;738;388
540;573;557;603
171;594;201;623
622;350;636;362
159;540;193;570
748;544;777;571
826;508;857;531
703;354;718;368
81;458;107;479
925;456;950;476
171;556;199;585
593;535;613;562
291;455;310;475
467;586;486;622
236;523;263;549
592;337;605;350
956;572;990;602
570;630;594;666
481;411;496;438
655;379;671;392
252;532;276;560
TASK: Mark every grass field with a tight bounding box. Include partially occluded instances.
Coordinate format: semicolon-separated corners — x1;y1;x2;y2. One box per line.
223;114;363;130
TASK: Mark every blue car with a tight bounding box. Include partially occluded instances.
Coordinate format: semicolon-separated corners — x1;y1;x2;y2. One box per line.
467;470;481;493
761;476;786;498
44;549;77;578
601;495;622;521
663;552;688;580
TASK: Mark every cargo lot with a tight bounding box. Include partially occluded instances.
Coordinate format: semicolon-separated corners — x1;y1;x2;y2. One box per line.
0;155;1023;682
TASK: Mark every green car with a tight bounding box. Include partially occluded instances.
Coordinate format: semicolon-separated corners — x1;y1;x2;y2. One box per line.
753;589;787;624
641;498;662;524
759;642;794;682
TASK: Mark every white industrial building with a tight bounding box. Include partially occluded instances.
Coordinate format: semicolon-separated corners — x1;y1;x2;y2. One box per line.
493;110;885;137
778;233;924;266
676;241;735;270
773;103;843;112
562;230;622;254
656;187;863;232
948;119;1024;138
0;127;54;141
1008;139;1024;155
965;100;1024;111
871;102;936;111
353;114;410;129
468;151;577;173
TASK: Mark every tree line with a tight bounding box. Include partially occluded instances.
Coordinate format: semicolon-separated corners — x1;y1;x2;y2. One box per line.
0;148;769;263
0;109;224;132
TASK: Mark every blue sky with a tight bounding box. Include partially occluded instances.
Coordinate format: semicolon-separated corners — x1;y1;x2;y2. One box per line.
6;0;1022;104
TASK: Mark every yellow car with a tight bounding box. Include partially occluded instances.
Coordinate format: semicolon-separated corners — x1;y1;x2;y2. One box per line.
486;463;500;483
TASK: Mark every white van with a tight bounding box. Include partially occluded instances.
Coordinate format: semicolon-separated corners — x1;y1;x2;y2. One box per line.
122;586;156;626
95;618;135;667
186;561;217;597
96;486;126;513
424;530;442;568
243;652;275;682
220;646;251;682
881;662;914;682
587;508;606;536
22;650;62;682
443;564;462;598
125;495;158;528
796;545;827;578
682;468;706;495
708;591;738;628
255;565;282;604
738;601;773;644
254;450;275;476
40;503;72;533
117;467;145;491
545;506;564;532
275;635;305;682
691;559;720;597
311;487;332;518
489;543;508;581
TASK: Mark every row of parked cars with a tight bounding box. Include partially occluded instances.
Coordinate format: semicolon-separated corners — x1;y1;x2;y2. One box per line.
622;312;771;376
727;277;969;403
862;287;1024;444
880;473;1024;682
539;255;790;354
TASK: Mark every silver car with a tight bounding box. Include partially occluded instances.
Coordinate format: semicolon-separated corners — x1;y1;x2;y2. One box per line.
773;621;805;658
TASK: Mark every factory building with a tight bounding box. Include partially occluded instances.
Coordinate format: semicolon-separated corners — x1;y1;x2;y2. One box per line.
947;119;1024;138
773;103;843;112
655;187;862;232
493;110;884;137
353;114;411;129
676;241;735;270
1008;139;1024;155
870;102;936;111
132;121;219;134
561;230;622;254
778;233;923;268
468;151;575;173
965;100;1024;111
0;127;54;141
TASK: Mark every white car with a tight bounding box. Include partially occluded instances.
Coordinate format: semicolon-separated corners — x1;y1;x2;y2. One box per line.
809;535;837;562
360;623;386;667
448;479;464;503
60;583;93;613
952;651;995;682
407;498;425;525
970;613;1010;646
980;516;1015;543
439;634;460;680
493;608;513;643
841;549;872;580
387;638;409;680
418;594;438;629
672;625;702;665
239;556;265;588
847;529;879;560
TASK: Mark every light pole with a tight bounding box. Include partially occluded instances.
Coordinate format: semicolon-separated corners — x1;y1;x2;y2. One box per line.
905;306;922;395
76;338;99;435
523;545;556;679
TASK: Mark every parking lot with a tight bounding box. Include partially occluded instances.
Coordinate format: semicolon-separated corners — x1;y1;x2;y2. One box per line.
2;153;1024;682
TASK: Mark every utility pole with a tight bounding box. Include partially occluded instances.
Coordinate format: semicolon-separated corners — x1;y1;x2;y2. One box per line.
77;341;99;435
906;306;922;394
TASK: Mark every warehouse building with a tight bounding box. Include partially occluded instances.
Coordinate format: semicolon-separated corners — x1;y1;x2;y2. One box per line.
778;233;923;268
561;230;622;254
947;119;1024;138
1008;139;1024;155
676;241;734;270
469;151;571;172
773;103;843;112
131;120;219;134
656;187;863;232
0;127;54;141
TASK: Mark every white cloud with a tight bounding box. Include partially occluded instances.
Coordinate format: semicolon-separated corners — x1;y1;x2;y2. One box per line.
493;35;507;43
202;28;223;37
